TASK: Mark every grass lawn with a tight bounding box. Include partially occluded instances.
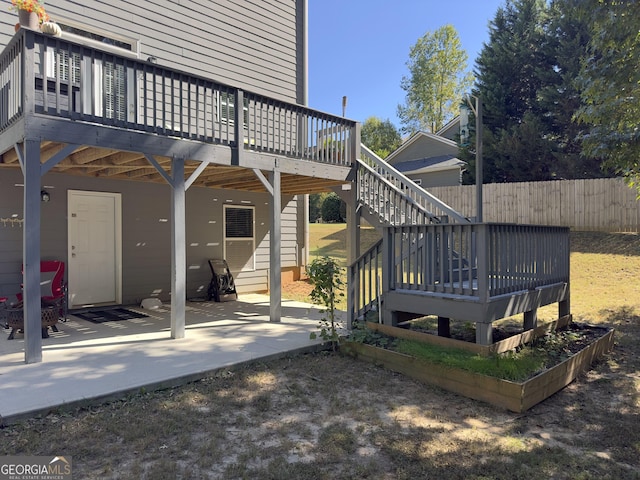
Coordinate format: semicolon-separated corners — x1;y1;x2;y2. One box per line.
307;222;381;266
1;228;639;479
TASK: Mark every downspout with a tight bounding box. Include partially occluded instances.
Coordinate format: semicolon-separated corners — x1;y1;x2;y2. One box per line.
301;0;310;271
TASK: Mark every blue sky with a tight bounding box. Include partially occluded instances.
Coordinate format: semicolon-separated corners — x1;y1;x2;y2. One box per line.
308;0;505;128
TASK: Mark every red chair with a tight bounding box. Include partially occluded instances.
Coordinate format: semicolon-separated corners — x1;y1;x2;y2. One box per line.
8;261;67;339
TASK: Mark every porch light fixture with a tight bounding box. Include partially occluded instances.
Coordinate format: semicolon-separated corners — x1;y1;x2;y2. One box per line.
40;190;50;203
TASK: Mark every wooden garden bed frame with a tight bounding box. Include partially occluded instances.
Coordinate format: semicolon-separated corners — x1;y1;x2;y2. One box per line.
366;315;573;357
342;319;614;412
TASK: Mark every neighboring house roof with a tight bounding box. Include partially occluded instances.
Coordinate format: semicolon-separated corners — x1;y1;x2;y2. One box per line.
394;154;466;175
436;116;460;141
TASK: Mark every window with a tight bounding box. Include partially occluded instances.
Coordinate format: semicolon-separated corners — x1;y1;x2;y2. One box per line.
218;91;248;126
46;50;81;84
223;205;255;272
57;23;134;51
45;21;137;121
101;62;126;121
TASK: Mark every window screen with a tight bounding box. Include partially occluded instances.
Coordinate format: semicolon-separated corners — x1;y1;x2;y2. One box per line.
225;206;253;238
224;206;255;272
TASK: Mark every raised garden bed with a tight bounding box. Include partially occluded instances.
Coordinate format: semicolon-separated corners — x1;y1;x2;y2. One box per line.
367;316;573;356
341;319;614;413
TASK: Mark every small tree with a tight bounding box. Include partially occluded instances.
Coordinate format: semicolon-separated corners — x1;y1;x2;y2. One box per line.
321;192;344;223
309;192;328;223
306;256;344;351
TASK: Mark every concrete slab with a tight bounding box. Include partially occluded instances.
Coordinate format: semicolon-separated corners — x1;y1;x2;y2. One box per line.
0;295;332;425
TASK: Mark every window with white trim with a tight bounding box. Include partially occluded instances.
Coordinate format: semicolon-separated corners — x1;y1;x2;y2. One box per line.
94;61;126;121
223;205;255;272
46;22;137;121
218;91;248;126
46;50;81;84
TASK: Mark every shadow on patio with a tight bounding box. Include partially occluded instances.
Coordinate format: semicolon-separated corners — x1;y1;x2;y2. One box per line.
0;294;329;425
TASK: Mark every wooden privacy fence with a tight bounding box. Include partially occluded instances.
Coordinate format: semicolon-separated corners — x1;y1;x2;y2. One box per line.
428;178;640;232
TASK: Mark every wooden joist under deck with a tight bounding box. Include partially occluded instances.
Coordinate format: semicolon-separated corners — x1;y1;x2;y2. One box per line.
0;142;348;195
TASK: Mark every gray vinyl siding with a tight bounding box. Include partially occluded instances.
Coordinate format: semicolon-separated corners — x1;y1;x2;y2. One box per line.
388;141;456;166
0;169;300;302
0;0;303;103
255;197;299;267
410;169;461;189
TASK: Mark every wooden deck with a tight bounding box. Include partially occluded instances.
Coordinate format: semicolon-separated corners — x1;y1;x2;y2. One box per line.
349;223;571;345
0;28;358;364
0;29;357;194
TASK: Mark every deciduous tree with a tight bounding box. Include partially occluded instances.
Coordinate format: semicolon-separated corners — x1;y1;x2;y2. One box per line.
397;25;473;135
361;117;402;159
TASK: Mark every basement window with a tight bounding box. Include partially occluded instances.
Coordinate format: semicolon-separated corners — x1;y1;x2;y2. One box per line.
223;205;255;272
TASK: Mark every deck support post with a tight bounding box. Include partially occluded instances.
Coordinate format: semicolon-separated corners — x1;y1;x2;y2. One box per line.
21;139;43;363
170;156;186;339
559;295;570;319
476;322;493;346
524;309;538;331
437;316;451;337
269;168;282;322
381;227;394;326
253;167;282;322
346;184;360;330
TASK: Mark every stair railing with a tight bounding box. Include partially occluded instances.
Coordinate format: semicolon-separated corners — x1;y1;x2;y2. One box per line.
358;144;470;225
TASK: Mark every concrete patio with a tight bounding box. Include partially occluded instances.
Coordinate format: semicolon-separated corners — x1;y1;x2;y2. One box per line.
0;294;328;425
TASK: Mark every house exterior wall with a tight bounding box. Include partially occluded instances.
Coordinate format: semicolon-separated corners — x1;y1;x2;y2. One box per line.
0;0;305;104
0;0;309;303
0;169;299;303
387;140;456;166
409;169;461;189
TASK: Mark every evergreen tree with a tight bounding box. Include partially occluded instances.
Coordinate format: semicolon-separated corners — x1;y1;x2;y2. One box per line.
542;0;611;179
309;192;328;223
465;0;615;184
321;193;344;223
470;0;557;183
575;0;640;189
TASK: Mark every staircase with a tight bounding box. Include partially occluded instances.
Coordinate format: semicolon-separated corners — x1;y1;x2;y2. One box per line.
356;145;469;227
346;146;570;346
348;146;471;322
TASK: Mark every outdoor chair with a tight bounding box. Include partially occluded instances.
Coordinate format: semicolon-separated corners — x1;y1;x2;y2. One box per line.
7;260;68;340
207;259;238;302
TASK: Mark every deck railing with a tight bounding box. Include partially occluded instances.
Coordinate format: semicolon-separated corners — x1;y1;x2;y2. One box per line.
383;223;570;299
358;145;469;224
0;29;356;166
348;222;571;322
348;238;383;321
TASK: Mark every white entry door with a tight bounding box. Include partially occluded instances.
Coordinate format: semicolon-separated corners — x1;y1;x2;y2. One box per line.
68;190;122;308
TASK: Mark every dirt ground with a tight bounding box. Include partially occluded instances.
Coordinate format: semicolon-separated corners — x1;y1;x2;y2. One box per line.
1;326;637;479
